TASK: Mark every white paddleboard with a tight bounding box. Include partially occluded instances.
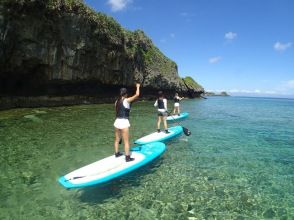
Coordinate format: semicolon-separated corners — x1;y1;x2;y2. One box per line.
134;126;183;145
58;142;166;189
167;112;189;121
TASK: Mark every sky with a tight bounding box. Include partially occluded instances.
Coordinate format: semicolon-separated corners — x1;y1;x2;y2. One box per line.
84;0;294;98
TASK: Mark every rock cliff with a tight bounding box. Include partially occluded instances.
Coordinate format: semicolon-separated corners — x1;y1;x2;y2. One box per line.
0;0;204;109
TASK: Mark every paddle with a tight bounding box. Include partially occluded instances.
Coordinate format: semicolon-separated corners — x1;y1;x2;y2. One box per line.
65;176;85;181
166;111;191;136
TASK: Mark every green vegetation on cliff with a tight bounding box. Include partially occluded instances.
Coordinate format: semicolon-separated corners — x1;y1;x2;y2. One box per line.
0;0;204;108
1;0;125;45
182;77;203;90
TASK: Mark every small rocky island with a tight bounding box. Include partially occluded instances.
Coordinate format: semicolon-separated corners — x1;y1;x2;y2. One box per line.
204;91;230;97
0;0;204;109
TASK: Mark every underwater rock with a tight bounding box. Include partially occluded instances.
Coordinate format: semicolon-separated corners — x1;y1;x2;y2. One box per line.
24;114;42;122
263;208;276;218
33;110;47;114
21;171;38;185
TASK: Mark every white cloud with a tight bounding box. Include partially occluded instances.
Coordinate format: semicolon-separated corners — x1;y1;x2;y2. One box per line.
229;86;293;96
264;91;277;94
229;89;240;93
229;89;246;93
225;80;294;97
228;89;262;94
286;80;294;88
224;32;237;40
209;56;222;64
274;80;294;94
180;12;189;17
160;38;166;43
273;41;292;52
179;12;194;22
107;0;132;12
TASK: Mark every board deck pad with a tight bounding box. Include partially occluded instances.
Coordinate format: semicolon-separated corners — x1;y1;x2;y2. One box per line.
134;126;183;145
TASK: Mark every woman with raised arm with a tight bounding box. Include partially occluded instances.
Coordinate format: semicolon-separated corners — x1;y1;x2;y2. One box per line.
154;91;170;134
114;83;140;162
173;92;184;115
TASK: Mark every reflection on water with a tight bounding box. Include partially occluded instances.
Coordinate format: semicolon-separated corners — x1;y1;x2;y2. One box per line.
0;97;293;219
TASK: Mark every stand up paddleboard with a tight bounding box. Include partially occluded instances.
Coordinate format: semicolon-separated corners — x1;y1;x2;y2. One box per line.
134;126;183;145
58;142;166;189
167;112;189;121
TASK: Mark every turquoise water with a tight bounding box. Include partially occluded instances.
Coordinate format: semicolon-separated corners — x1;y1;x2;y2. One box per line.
0;97;293;219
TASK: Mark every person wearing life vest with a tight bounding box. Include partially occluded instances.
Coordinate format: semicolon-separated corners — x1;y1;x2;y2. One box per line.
154;91;170;134
114;83;140;162
173;92;184;116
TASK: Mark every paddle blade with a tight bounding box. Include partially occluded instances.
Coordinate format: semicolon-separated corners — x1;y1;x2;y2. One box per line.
182;127;191;136
131;146;142;152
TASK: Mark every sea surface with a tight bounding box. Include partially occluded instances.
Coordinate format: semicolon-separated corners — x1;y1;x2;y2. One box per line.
0;96;293;219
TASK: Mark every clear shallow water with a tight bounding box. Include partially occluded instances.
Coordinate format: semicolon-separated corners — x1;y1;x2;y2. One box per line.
0;97;293;219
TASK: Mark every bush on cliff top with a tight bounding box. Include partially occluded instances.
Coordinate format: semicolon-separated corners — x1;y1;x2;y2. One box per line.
1;0;124;43
183;76;203;90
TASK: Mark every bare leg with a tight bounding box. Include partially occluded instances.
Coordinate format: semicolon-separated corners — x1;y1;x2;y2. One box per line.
163;116;168;130
114;128;121;153
173;107;176;114
121;128;130;155
157;116;162;130
176;106;180;114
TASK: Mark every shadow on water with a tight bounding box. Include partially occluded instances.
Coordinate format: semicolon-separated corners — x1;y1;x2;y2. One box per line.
77;157;164;204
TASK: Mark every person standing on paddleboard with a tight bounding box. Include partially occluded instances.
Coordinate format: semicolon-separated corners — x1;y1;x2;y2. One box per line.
154;91;170;134
173;92;184;116
114;83;140;162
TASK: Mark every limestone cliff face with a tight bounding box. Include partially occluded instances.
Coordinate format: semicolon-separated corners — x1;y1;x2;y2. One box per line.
0;0;203;108
182;77;204;98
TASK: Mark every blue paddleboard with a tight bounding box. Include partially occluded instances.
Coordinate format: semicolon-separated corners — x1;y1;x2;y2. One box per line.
58;142;166;189
134;126;183;145
167;112;189;121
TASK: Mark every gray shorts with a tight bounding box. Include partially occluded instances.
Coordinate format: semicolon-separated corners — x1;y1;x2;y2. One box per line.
158;111;168;117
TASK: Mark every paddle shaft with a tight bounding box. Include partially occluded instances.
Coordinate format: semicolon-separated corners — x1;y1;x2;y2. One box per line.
166;111;191;136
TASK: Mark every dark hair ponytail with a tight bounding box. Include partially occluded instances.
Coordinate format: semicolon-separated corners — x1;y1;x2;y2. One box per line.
120;88;127;96
116;88;128;114
158;91;163;98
